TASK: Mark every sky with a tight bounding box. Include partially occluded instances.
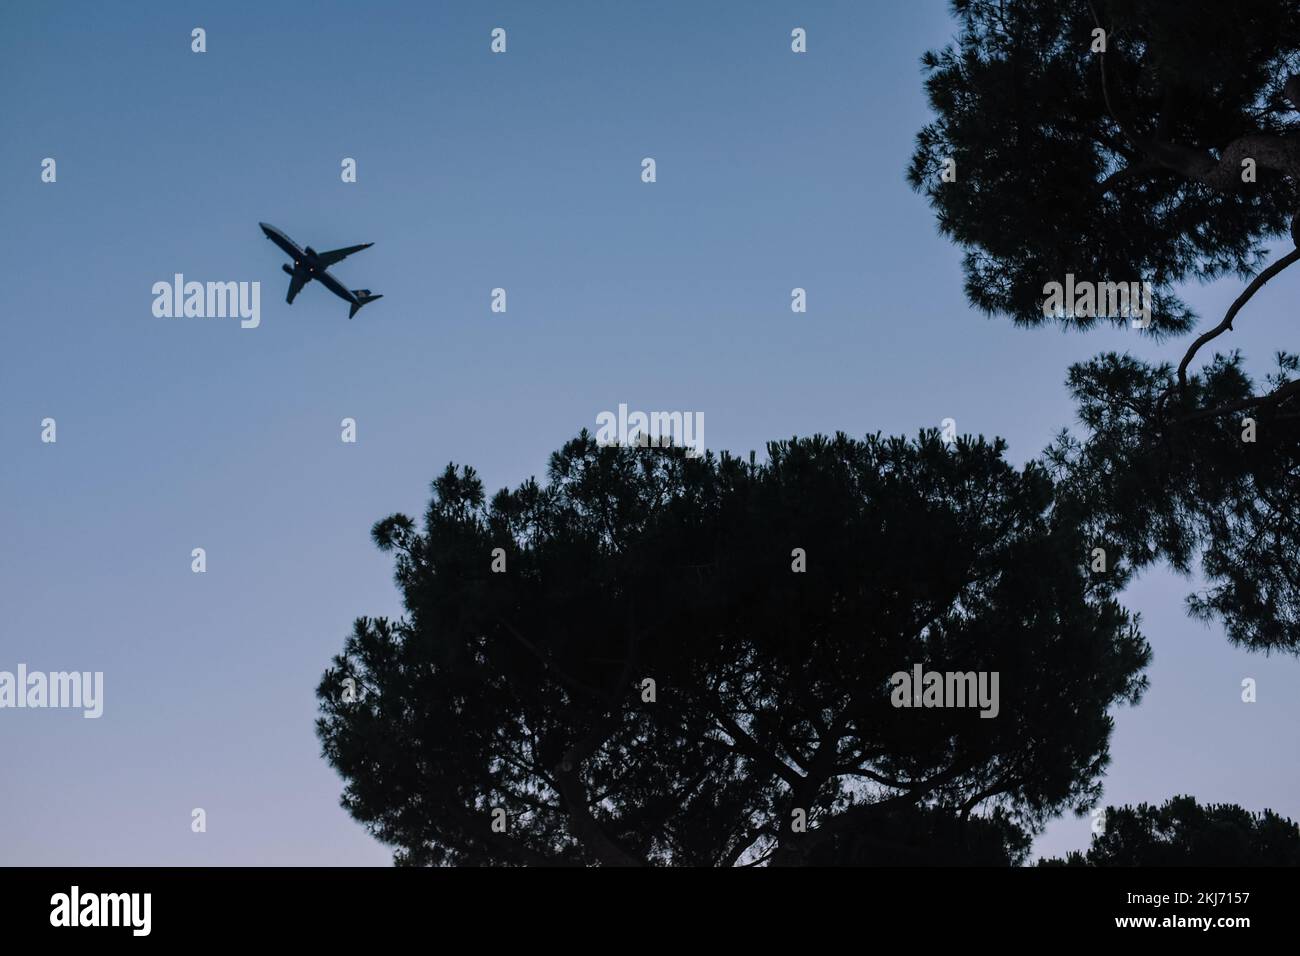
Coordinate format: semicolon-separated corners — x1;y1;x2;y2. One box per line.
1;0;1296;866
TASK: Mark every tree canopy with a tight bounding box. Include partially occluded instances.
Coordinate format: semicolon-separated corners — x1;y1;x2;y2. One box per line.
910;0;1300;336
912;0;1300;653
316;432;1148;866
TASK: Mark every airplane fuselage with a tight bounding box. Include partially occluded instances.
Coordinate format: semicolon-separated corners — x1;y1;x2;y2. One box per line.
290;248;325;275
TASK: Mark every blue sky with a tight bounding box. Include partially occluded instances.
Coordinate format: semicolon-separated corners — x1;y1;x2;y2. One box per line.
1;0;1296;865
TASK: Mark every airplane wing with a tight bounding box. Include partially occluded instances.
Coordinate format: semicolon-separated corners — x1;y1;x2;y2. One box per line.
286;271;308;304
314;242;373;267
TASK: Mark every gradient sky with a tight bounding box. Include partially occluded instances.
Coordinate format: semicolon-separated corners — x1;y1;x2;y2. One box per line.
2;0;1296;866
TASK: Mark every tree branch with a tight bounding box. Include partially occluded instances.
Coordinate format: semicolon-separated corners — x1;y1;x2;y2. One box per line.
1098;158;1162;194
552;720;642;867
713;710;804;789
1176;246;1300;398
1087;3;1300;187
767;763;969;866
1177;377;1300;424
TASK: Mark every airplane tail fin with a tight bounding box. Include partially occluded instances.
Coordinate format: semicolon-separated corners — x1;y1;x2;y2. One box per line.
348;290;382;319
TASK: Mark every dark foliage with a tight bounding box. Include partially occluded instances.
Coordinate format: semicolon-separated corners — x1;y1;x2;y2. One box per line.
914;0;1300;653
910;0;1300;335
317;432;1148;865
1047;351;1300;651
1039;795;1300;865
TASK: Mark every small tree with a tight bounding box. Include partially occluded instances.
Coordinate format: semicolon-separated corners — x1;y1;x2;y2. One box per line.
1039;795;1300;865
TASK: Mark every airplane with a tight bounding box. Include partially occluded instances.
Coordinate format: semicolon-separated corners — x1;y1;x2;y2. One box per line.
259;222;383;319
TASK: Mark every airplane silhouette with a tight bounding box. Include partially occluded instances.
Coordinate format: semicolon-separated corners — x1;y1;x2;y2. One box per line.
259;222;382;319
